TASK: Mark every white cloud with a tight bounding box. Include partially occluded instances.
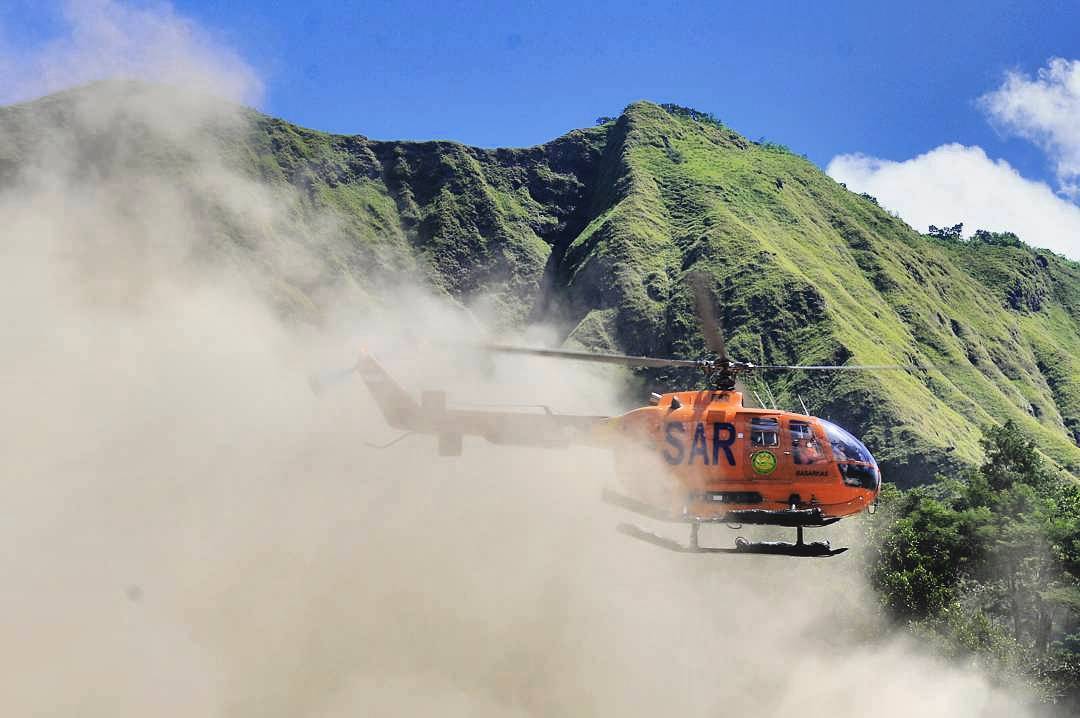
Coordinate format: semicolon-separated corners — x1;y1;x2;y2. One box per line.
0;0;261;105
980;57;1080;196
827;144;1080;260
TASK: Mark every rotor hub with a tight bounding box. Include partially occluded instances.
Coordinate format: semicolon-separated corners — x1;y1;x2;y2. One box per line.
699;358;756;391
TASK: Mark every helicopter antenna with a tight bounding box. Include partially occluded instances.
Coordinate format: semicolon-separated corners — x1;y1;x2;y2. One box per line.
753;388;766;408
798;394;810;416
763;380;780;411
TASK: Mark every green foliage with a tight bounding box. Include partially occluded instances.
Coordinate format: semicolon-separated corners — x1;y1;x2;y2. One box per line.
927;225;1025;248
754;136;795;154
871;421;1080;703
914;603;1020;657
973;228;1024;248
871;485;992;616
928;222;963;241
978;420;1055;491
657;103;723;127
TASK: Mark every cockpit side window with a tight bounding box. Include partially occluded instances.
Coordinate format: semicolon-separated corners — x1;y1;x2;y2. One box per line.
789;420;825;464
750;417;779;447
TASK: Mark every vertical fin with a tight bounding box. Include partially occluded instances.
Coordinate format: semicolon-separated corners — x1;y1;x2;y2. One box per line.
356;351;422;430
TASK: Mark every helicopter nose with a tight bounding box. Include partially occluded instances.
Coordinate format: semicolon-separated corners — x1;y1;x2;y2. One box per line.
838;459;880;491
866;453;882;493
820;419;880;491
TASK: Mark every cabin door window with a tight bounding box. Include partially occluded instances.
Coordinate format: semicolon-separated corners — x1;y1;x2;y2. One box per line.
749;417;779;448
745;416;782;478
789;420;826;465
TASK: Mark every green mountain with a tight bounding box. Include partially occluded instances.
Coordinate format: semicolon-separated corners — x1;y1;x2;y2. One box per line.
3;84;1079;486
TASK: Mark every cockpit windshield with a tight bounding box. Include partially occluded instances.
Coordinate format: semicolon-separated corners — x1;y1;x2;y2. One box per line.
820;419;874;463
820;419;880;490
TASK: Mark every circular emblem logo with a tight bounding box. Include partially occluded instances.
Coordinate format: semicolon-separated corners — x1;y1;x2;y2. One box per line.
751;450;777;475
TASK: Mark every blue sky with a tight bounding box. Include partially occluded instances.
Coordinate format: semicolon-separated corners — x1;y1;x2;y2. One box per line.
2;2;1072;167
185;1;1073;178
3;0;1080;257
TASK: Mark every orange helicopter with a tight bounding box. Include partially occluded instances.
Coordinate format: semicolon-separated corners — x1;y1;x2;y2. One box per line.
317;277;907;557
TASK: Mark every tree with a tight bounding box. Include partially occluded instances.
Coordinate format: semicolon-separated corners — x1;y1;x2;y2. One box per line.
873;420;1079;649
872;492;990;617
978;420;1052;492
658;104;723;127
928;223;964;241
868;421;1080;702
972;229;1023;247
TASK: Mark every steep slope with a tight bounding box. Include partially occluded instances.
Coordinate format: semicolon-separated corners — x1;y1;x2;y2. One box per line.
540;103;1080;484
239;114;616;325
2;84;1077;485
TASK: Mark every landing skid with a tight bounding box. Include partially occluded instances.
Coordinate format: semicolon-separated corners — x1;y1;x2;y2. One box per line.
616;523;848;558
601;488;841;527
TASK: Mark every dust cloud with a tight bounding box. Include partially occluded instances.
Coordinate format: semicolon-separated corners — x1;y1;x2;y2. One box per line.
0;3;1039;716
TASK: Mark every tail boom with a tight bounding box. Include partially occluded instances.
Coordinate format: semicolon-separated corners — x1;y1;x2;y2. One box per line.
356;351;611;451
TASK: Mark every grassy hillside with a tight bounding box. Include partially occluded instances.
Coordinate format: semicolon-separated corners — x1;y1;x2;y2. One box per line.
551;103;1080;485
3;85;1078;485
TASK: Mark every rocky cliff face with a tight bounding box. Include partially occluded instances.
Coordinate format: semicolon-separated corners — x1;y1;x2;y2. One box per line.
4;85;1078;485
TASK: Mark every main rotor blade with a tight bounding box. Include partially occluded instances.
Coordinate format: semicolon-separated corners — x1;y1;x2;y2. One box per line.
754;364;916;371
734;378;762;408
690;271;728;361
483;344;702;369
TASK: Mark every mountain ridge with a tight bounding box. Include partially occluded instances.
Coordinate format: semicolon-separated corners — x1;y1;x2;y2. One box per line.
3;84;1078;486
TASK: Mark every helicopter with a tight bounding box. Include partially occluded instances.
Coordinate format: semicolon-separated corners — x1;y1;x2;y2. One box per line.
317;275;911;557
